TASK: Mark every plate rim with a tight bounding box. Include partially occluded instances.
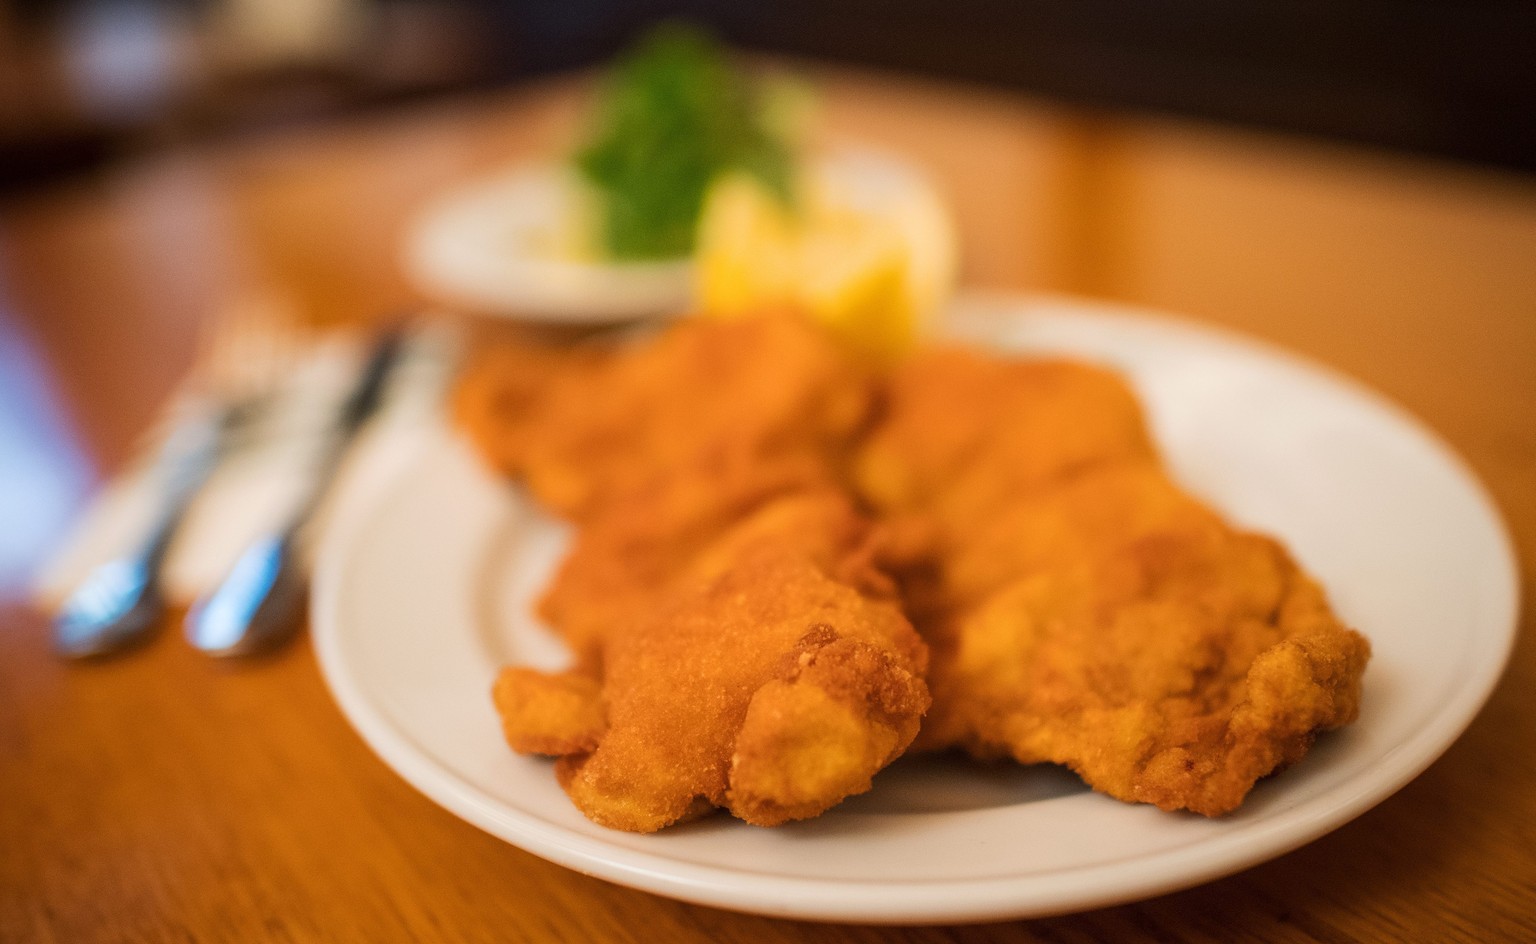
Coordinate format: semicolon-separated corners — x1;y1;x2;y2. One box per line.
312;292;1521;924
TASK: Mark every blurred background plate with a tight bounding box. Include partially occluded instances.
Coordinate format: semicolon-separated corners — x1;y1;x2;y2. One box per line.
403;162;695;324
402;146;954;326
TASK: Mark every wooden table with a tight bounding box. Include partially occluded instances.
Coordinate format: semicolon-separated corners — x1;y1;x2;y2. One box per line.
3;67;1534;942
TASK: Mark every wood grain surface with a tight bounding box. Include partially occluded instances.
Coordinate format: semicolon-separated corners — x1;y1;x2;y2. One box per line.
2;68;1533;943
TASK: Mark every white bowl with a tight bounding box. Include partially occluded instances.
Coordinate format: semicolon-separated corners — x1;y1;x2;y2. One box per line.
404;163;694;324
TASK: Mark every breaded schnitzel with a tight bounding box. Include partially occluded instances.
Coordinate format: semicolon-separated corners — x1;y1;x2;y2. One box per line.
472;314;930;831
515;313;876;522
468;316;1369;824
494;492;930;831
537;455;844;665
856;348;1370;815
915;470;1370;815
854;347;1156;536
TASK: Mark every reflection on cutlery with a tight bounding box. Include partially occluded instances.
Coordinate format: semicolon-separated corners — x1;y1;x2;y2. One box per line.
185;325;406;657
54;302;302;658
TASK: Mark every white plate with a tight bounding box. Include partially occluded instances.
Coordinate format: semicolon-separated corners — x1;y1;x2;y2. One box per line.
311;294;1518;924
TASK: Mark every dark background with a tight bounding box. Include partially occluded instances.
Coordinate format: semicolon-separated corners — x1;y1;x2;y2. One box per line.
4;0;1535;192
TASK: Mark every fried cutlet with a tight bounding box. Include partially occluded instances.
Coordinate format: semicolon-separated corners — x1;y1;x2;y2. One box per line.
854;347;1156;537
494;492;930;832
537;454;843;664
914;467;1370;815
516;313;877;522
453;334;609;479
856;347;1370;816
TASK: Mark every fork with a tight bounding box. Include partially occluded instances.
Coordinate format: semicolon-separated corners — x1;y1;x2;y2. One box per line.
53;298;305;659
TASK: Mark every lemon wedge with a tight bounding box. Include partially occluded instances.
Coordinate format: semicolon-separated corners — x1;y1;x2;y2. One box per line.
694;149;956;360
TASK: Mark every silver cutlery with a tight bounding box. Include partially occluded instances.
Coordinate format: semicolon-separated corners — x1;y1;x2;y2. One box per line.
54;302;302;658
184;325;406;657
